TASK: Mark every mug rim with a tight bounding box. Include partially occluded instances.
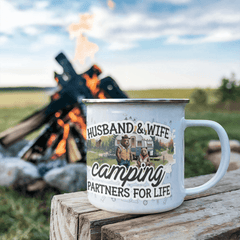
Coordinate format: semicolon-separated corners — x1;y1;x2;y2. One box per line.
82;98;190;104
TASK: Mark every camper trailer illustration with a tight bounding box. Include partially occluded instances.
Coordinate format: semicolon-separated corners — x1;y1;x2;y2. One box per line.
115;134;154;159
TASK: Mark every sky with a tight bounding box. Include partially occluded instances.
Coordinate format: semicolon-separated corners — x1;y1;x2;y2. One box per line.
0;0;240;90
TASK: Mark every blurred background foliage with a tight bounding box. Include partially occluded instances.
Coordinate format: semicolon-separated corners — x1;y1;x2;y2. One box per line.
218;74;240;102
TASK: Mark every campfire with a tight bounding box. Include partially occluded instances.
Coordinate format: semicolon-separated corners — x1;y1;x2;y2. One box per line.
0;7;126;191
0;52;128;169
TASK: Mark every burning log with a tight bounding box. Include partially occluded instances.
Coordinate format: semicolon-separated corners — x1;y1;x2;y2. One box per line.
0;52;128;164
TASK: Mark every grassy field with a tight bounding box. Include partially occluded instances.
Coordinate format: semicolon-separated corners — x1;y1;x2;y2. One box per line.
184;111;240;177
127;88;218;104
0;91;50;141
0;89;239;239
0;186;58;240
0;91;49;108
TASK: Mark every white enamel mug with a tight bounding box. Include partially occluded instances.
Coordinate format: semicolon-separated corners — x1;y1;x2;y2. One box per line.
82;99;230;214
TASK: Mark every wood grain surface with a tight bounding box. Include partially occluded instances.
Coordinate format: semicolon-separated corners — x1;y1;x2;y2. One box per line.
102;189;240;239
50;169;240;240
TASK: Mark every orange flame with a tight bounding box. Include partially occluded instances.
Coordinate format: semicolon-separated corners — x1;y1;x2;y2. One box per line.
47;133;58;147
83;73;107;99
51;107;88;159
55;112;61;118
68;108;87;140
51;120;70;159
55;138;67;157
93;64;102;74
52;93;60;101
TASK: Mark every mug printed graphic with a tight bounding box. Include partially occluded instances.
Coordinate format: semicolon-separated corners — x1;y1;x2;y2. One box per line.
87;120;175;201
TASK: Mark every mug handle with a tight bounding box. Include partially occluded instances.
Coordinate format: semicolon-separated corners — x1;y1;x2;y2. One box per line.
182;119;230;196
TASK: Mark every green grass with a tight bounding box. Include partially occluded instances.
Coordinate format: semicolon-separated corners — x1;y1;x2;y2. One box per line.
0;186;59;240
184;111;240;178
151;159;168;167
0;91;49;108
87;151;116;166
0;106;40;131
0;106;47;141
0;89;239;239
0;90;50;141
0;91;52;239
127;88;195;99
126;88;218;104
186;111;240;140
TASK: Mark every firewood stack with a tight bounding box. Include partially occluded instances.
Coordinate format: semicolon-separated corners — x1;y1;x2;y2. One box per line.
0;52;128;166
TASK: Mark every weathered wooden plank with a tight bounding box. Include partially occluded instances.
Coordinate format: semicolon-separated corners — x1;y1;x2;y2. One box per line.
50;191;100;240
102;189;240;240
184;168;240;200
78;210;144;240
50;169;240;240
50;194;80;240
74;169;240;239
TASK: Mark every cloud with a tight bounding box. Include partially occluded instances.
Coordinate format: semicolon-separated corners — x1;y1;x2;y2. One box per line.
0;0;61;36
84;1;240;50
108;42;138;50
0;0;240;52
34;1;49;9
29;34;65;52
166;29;240;44
23;26;41;35
0;36;8;45
203;29;240;43
87;7;164;50
154;0;192;4
0;0;60;35
0;0;80;51
0;0;82;35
